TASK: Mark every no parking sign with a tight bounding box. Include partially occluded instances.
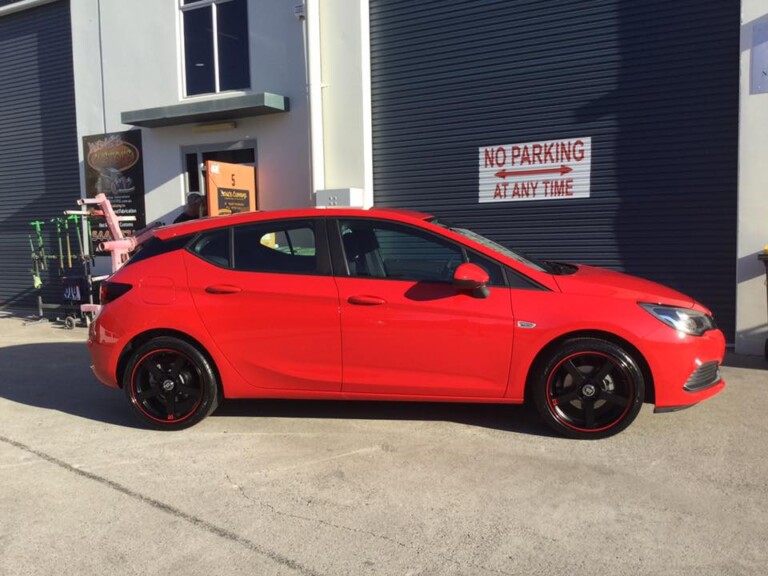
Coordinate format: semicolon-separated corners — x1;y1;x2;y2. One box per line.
478;137;591;203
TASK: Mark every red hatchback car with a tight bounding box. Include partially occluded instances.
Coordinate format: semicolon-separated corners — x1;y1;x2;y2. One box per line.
88;208;725;439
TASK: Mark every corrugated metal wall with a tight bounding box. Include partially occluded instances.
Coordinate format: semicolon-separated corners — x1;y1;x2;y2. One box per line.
370;0;739;339
0;1;81;311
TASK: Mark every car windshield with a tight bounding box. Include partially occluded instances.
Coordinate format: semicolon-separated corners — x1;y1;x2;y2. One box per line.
429;218;553;273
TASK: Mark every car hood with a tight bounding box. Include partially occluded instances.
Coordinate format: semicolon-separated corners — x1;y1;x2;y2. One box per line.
552;264;695;308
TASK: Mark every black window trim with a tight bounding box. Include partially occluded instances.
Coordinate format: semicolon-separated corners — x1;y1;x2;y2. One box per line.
180;215;548;289
184;217;332;276
327;217;551;289
330;217;491;284
332;217;468;284
326;218;348;277
328;217;551;291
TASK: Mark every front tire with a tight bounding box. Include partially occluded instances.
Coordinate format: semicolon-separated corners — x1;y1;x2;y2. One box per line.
122;336;219;430
532;338;644;439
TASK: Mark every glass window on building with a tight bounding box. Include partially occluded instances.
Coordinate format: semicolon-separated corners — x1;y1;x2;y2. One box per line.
181;0;251;96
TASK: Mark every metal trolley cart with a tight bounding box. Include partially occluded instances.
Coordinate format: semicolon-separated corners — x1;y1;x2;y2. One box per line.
25;193;154;328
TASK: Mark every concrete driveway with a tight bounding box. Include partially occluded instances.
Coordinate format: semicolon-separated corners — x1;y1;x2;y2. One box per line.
1;313;766;576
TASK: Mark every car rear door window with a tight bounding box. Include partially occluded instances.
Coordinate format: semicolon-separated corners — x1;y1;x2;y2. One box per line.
233;220;318;274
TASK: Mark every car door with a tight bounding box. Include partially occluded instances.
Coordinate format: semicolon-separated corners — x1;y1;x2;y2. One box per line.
185;218;342;392
333;218;515;398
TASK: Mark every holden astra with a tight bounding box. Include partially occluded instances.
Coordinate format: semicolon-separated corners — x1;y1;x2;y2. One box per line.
87;208;725;439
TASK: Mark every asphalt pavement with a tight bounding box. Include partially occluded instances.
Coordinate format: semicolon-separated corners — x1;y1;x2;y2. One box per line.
1;312;766;576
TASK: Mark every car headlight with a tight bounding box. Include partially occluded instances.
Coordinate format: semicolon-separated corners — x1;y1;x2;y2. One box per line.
639;303;715;336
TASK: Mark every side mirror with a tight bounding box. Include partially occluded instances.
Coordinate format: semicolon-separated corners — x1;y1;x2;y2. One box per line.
452;263;490;298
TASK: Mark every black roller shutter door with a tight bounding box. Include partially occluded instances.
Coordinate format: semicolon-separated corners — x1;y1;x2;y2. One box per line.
0;1;80;311
370;0;739;340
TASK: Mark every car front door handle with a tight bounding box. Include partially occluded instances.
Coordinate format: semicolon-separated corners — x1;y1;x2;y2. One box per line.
348;295;387;306
205;284;242;294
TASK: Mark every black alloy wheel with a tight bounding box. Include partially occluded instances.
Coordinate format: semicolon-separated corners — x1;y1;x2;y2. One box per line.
533;338;645;439
123;336;219;430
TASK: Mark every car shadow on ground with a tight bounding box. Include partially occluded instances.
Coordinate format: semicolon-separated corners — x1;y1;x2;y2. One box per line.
213;398;558;437
0;341;142;428
0;341;557;436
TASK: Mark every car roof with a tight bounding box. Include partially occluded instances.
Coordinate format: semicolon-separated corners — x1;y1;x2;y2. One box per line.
154;207;433;240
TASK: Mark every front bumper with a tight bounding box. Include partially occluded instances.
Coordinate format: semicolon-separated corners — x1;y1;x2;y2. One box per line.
683;360;721;392
640;325;726;410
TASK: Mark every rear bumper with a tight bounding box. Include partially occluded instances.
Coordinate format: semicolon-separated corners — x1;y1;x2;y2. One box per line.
87;313;123;389
90;362;116;388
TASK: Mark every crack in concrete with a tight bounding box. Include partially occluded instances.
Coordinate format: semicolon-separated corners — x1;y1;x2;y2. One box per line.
0;434;322;576
226;472;408;549
223;473;516;576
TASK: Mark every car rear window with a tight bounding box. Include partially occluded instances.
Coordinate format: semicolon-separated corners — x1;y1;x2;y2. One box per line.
124;235;192;267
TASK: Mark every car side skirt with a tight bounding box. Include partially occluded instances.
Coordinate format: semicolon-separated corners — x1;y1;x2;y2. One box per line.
222;389;525;403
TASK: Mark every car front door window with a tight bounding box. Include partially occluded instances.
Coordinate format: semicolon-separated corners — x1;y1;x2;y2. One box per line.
339;220;464;283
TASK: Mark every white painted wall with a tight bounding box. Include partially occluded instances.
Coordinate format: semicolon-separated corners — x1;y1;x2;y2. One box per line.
71;0;313;227
318;0;373;206
736;1;768;355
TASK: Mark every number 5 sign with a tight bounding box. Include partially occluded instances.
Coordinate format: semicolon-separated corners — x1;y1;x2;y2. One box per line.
205;160;257;216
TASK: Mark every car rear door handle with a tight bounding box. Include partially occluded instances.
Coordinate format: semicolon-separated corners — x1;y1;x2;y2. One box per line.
205;284;242;294
348;295;386;306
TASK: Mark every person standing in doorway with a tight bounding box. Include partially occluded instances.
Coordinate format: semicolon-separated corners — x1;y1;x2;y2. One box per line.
174;193;204;224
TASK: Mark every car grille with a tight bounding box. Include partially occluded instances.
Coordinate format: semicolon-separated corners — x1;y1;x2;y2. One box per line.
683;361;721;392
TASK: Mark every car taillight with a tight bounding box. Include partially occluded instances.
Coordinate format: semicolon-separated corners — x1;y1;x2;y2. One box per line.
100;281;132;305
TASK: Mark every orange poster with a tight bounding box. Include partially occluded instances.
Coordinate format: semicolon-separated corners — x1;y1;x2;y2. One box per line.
205;160;257;216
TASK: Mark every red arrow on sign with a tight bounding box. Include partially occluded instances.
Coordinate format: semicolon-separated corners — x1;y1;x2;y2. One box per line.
495;165;573;179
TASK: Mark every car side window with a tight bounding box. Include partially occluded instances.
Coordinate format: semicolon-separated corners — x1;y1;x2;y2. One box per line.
188;228;231;268
339;219;464;283
233;220;318;274
505;266;547;290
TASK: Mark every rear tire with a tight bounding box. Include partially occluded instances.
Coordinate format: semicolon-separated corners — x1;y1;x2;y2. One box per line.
532;338;644;439
122;336;219;430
